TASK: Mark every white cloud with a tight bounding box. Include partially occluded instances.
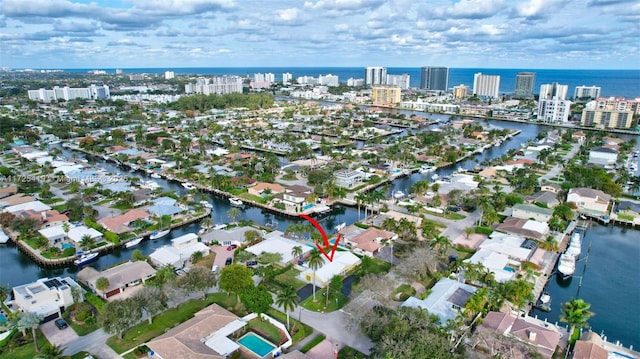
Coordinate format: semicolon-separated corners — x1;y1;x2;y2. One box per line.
277;8;299;22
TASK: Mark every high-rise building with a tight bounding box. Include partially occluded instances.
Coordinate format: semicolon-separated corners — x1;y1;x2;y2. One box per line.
539;83;568;100
282;73;293;84
453;84;468;99
347;78;365;87
581;100;633;129
514;72;535;99
265;73;275;82
164;71;174;80
574;85;601;100
184;76;243;95
318;74;339;87
386;74;410;90
27;85;110;102
473;73;500;98
371;85;401;104
365;67;387;86
537;98;572;123
420;67;449;91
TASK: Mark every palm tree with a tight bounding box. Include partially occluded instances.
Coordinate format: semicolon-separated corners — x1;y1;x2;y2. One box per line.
35;344;66;359
18;312;43;352
0;285;8;303
430;234;452;259
275;286;299;330
200;217;213;229
79;234;95;250
307;249;325;302
561;298;594;342
95;277;110;292
226;207;241;223
291;245;303;263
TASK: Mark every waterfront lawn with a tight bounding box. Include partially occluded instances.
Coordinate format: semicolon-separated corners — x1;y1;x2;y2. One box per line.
0;329;50;359
239;193;271;204
247;318;286;345
265;308;312;345
300;289;348;312
107;293;243;354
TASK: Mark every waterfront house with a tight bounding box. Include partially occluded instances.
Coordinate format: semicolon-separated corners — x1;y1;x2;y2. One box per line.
540;183;561;194
567;188;611;217
341;226;397;257
77;261;156;299
146;304;244;359
97;208;149;234
67;226;103;244
526;190;560;208
299;251;361;288
38;225;67;245
477;311;562;359
613;200;640;224
334;169;364;189
401;277;478;325
479;232;536;262
149;233;209;268
200;226;257;246
277;185;313;212
245;231;312;264
12;276;82;322
511;203;554;223
572;332;608;359
465;249;517;283
495;217;549;241
588;146;618;167
247;182;285;197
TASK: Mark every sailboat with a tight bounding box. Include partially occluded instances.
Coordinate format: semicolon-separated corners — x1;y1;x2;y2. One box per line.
124;237;144;248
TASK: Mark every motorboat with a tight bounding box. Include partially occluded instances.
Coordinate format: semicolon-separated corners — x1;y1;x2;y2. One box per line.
393;190;405;199
74;252;99;266
150;173;161;179
229;197;243;207
536;292;552;312
419;165;436;174
557;253;576;278
566;232;582;258
182;182;196;190
140;180;160;190
431;173;440;181
124;237;144;248
150;229;170;240
0;229;9;244
199;200;213;209
335;222;346;232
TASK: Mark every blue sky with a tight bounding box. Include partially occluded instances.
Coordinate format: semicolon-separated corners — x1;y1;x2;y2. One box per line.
0;0;638;69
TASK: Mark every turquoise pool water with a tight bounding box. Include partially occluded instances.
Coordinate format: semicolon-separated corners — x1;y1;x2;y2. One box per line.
62;243;75;250
302;203;314;210
238;333;276;358
503;267;516;273
0;313;7;323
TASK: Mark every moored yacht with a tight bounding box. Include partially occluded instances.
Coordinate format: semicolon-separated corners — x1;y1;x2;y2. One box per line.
124;237;144;248
557;253;576;278
74;252;99;266
150;229;170;240
419;165;436;174
182;182;196;190
566;232;582;258
229;197;243;207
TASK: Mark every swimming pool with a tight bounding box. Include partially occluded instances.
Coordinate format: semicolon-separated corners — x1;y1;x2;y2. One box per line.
62;243;75;250
237;333;276;358
0;313;7;323
302;203;314;211
503;267;516;273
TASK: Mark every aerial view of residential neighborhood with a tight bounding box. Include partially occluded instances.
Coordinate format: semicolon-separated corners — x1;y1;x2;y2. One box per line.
0;1;639;359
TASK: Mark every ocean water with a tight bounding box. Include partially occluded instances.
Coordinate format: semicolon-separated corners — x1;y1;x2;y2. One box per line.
62;67;640;98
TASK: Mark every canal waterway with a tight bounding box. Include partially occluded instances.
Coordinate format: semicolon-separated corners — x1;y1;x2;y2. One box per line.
0;120;638;349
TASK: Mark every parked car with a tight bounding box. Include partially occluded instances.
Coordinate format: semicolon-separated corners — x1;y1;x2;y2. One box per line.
246;260;258;267
447;205;461;212
225;257;233;265
226;244;238;251
54;319;68;330
212;265;219;273
175;269;186;276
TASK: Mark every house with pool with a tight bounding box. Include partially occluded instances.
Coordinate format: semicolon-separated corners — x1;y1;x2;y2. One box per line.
146;303;293;359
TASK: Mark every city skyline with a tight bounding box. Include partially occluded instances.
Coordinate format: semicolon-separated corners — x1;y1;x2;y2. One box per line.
1;0;639;69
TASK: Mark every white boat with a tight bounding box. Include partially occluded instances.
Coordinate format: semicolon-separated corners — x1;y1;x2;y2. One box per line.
557;253;576;278
150;229;170;240
0;229;9;244
431;173;440;181
182;182;196;190
393;190;405;199
419;165;436;174
74;252;99;266
199;200;213;209
536;291;552;312
566;232;582;258
229;197;243;207
140;180;160;190
150;173;161;179
335;222;346;232
124;237;144;248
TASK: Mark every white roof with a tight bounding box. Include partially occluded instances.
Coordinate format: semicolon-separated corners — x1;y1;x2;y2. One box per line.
172;233;199;246
522;220;549;234
246;232;312;263
300;251;361;284
402;278;477;324
21;151;50;160
35;156;55;165
149;247;181;267
55;164;85;175
68;226;103;243
204;319;245;355
465;249;515;283
481;232;532;261
3;200;51;214
38;225;67;240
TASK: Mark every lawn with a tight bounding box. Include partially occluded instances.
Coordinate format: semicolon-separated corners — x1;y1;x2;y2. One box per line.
239;193;270;204
265;308;312;345
394;284;416;301
300;289;348;313
275;268;307;290
357;257;392;276
193;253;216;269
246;318;286;345
106;293;243;354
300;334;325;353
0;329;50;359
338;346;369;359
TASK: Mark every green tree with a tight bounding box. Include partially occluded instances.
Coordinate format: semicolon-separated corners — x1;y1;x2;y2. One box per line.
154;264;177;287
240;285;273;315
80;234;95;250
227;207;241;223
131;249;145;261
275;286;299;330
179;267;217;299
327;275;343;307
191;251;204;264
307;249;325;302
430;234;451;259
95;277;110;292
35;344;66;359
18;312;43;352
291;245;303;263
134;286;168;324
99;298;143;339
219;264;254;300
561;298;594;343
0;285;8;303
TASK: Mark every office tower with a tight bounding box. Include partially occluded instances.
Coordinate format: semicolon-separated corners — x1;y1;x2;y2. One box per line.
539;83;568;100
453;84;468;99
282;73;292;84
574;85;601;100
420;67;449;91
538;98;571;123
371;85;401;104
365;67;387;86
386;74;410;90
514;72;535;99
473;73;500;98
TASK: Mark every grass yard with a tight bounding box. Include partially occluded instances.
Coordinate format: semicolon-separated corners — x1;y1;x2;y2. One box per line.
0;330;50;359
107;293;243;354
275;268;307;290
300;334;325;353
338;346;369;359
265;308;312;345
300;290;348;312
246;318;286;345
193;253;216;269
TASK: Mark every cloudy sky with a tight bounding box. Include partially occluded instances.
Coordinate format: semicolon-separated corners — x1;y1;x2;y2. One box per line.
1;0;638;69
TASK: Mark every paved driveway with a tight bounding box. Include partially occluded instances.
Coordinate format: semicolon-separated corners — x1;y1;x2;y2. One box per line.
211;245;234;267
40;320;79;346
305;338;341;359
